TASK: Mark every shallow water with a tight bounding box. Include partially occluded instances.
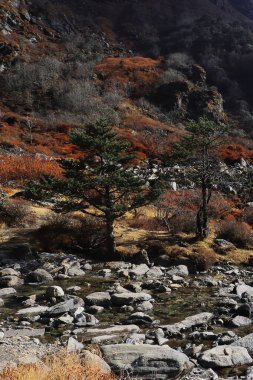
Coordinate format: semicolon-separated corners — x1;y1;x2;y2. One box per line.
1;270;253;378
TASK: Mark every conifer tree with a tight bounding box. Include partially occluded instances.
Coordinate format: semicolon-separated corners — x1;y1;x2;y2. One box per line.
27;119;161;255
173;117;228;238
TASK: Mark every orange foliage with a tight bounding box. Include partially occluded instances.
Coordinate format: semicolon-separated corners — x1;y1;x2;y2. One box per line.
0;155;63;184
96;57;161;95
217;144;253;163
0;352;115;380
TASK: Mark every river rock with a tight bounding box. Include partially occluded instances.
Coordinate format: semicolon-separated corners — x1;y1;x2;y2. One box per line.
98;269;112;277
0;268;20;277
46;286;65;298
0;288;16;297
57;313;74;324
136;300;154;312
22;294;36;307
129;264;149;277
111;292;152;306
46;298;84;316
231;316;252;327
217;297;238;308
146;267;163;278
91;335;119;344
0;275;23;287
167;265;189;278
67;267;85;277
161;312;214;335
231;333;253;352
87;325;140;336
236;303;252;317
236;283;253;298
83;263;92;270
87;305;104;314
4;328;45;338
74;312;98;327
198;345;253;368
17;305;49;316
67;337;84;352
246;367;253;380
83;350;111;374
187;368;219;380
101;344;193;379
25;269;53;284
126;312;153;326
86;292;111;307
66;286;81;294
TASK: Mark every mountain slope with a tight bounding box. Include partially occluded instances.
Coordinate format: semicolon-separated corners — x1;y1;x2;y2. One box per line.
1;0;253;158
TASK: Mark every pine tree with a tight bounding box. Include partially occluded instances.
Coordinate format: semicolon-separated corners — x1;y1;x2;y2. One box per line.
173;117;228;238
27;119;161;255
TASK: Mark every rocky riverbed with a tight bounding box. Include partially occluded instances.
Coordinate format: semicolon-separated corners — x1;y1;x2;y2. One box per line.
1;250;253;379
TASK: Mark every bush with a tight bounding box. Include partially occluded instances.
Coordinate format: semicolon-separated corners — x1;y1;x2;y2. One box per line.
0;199;35;227
157;190;199;235
0;156;63;184
128;216;167;231
189;247;217;271
165;53;194;70
35;213;106;253
145;240;168;259
168;211;196;234
208;193;232;219
0;352;115;380
242;206;253;227
217;220;253;248
159;68;186;85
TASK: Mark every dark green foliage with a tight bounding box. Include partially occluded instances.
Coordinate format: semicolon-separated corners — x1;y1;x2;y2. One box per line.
172;117;229;238
27;119;162;255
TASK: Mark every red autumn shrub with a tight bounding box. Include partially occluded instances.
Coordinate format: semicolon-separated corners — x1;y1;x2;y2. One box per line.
189;247;217;271
217;220;253;248
0;155;63;184
242;206;253;227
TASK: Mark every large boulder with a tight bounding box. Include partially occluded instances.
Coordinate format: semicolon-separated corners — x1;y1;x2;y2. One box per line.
25;269;53;284
235;283;253;298
86;292;111;307
87;325;140;336
0;275;23;287
231;333;253;352
4;328;45;338
17;305;49;316
0;288;16;297
111;292;152;306
83;350;111;375
231;316;252;327
0;268;20;277
198;345;252;368
101;344;193;379
45;298;84;316
161;312;213;335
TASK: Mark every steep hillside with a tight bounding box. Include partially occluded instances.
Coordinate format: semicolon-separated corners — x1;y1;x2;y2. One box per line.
1;0;253;171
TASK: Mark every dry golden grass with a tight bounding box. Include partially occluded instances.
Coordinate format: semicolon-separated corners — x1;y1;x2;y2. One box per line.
0;353;115;380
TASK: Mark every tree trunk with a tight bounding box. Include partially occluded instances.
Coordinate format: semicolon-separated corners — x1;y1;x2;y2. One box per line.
105;217;116;256
196;144;210;239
